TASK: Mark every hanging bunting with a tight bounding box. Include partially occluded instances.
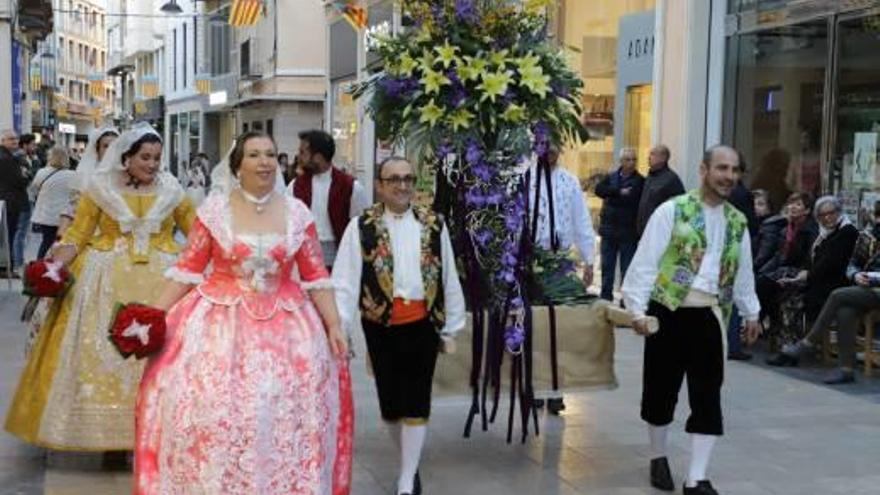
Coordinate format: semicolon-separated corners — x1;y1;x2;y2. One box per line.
88;73;105;99
195;73;211;95
141;75;159;99
30;66;42;91
229;0;263;27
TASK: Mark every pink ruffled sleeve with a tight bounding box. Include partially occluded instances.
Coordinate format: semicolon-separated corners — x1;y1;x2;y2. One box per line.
296;223;332;290
165;217;213;285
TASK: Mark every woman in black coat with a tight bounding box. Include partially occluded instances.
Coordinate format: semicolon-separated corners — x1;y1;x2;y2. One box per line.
767;196;858;365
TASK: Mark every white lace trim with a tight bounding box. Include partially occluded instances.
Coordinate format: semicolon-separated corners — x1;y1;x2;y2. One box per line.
86;171;185;256
300;278;334;291
197;193;314;256
164;266;205;285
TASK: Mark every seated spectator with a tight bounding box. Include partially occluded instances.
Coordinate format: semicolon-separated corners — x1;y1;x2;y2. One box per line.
766;196;858;366
781;201;880;384
755;193;818;342
753;191;785;271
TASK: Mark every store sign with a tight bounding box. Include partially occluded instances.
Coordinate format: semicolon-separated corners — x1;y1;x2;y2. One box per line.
209;91;228;106
58;123;76;134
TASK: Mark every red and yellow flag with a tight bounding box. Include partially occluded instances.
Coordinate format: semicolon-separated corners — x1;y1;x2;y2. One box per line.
341;3;367;31
229;0;263;27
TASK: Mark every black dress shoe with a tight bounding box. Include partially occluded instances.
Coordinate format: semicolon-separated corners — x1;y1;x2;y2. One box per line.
765;353;798;367
682;480;719;494
413;470;422;495
727;350;752;361
650;457;674;491
547;397;565;415
823;369;855;385
533;398;545;408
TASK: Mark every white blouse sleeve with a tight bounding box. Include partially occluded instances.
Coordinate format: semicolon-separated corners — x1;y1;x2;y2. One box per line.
621;200;676;318
733;229;761;321
570;181;596;265
439;224;466;338
331;218;363;335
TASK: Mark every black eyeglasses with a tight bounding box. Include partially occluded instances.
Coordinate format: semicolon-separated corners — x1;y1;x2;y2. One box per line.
378;175;416;187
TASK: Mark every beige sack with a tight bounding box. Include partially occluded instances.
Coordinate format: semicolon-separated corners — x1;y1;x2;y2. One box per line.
434;300;643;397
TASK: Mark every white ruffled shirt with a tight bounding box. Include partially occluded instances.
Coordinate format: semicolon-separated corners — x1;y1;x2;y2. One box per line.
621;198;761;321
527;164;596;264
332;208;466;338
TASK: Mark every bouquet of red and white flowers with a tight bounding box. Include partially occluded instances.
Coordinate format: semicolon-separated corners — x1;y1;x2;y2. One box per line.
108;303;167;359
22;259;74;298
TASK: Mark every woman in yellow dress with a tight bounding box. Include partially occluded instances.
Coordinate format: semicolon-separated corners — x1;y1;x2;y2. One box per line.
5;123;195;451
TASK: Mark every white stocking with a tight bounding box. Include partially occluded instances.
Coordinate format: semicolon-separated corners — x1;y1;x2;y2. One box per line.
649;424;669;460
397;423;427;495
686;433;717;487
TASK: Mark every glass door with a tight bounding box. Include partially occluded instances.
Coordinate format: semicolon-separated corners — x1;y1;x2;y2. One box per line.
829;12;880;226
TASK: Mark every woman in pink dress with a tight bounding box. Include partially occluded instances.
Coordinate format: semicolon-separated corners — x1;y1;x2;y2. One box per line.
134;131;353;494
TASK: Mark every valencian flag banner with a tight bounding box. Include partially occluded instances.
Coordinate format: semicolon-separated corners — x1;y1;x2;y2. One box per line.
30;66;41;91
195;74;211;94
229;0;263;27
331;1;367;31
88;73;105;99
141;75;159;98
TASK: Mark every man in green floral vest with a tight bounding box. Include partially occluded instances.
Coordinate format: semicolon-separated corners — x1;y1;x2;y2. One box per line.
332;157;465;495
621;145;763;495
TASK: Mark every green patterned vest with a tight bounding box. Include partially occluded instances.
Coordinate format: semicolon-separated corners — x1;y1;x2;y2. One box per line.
358;203;446;329
650;190;747;326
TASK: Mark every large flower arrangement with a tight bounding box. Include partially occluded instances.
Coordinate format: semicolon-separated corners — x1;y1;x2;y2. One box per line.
354;0;587;440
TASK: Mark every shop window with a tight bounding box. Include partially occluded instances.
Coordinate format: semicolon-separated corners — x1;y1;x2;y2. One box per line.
266;119;273;137
726;20;827;213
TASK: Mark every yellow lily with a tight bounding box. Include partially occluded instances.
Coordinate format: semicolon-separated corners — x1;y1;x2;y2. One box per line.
418;50;437;71
489;49;510;68
477;70;514;102
435;40;460;69
519;66;551;98
398;53;419;77
419;99;446;126
420;68;451;95
502;103;526;122
448;108;474;131
459;56;488;82
515;53;541;73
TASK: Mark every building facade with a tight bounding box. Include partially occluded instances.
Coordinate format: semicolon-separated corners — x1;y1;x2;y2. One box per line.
163;0;326;178
0;0;53;136
40;0;112;148
107;0;167;138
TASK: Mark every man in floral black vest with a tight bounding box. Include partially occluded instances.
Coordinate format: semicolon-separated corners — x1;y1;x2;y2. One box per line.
622;145;762;495
332;157;465;495
289;129;369;269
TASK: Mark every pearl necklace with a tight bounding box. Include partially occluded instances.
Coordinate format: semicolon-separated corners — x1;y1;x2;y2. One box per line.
240;188;273;214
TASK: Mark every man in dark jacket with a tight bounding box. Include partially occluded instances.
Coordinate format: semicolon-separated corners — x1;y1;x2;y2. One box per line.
0;130;29;278
726;176;760;360
595;147;644;300
636;144;685;237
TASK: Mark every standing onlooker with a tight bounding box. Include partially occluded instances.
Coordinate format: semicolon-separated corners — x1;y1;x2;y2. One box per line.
0;130;29;277
636;144;685;237
278;152;293;184
595;147;644;301
726;165;759;360
289;129;370;269
14;134;41;269
527;146;597;415
29;146;75;259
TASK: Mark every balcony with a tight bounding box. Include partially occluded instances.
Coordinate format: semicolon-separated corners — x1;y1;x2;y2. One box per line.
18;0;53;42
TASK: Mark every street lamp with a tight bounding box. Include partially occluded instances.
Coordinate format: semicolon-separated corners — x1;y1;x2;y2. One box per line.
159;1;184;15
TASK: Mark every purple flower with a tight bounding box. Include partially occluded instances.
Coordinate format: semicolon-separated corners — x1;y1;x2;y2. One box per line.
454;0;479;24
431;4;446;26
465;186;486;207
465;141;483;165
472;161;494;182
510;296;524;309
501;252;518;268
380;77;418;99
484;188;504;206
498;269;516;284
436;140;454;158
473;228;493;248
504;323;525;350
504;209;522;231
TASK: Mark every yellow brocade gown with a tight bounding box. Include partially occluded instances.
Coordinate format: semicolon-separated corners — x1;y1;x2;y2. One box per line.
5;192;195;451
